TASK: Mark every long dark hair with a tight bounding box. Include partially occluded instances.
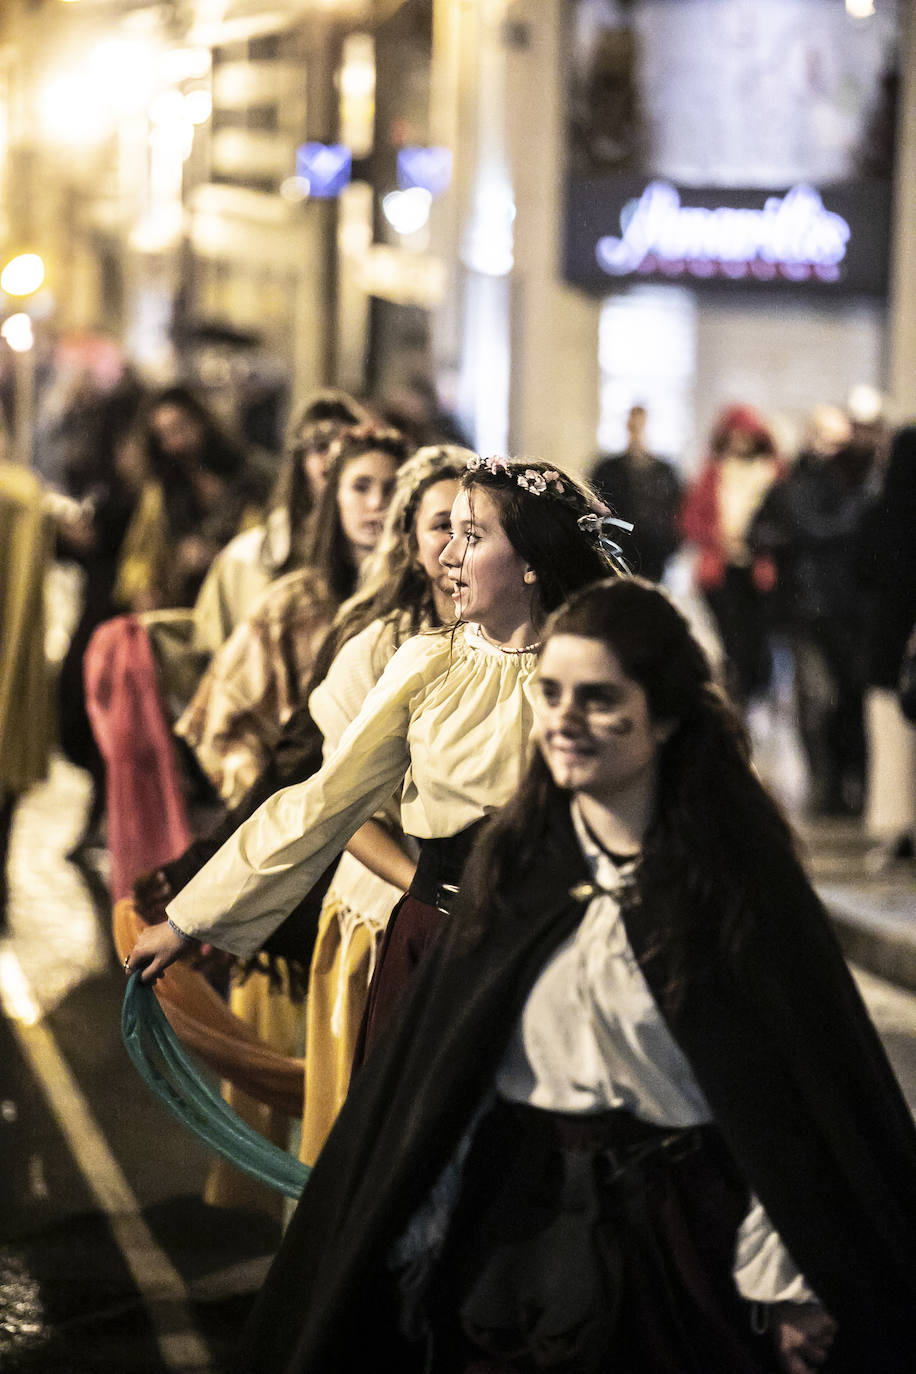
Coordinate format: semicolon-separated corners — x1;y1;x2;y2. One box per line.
302;423;411;602
306;444;470;689
143;384;245;479
459;459;624;619
264;390;370;576
467;578;800;1001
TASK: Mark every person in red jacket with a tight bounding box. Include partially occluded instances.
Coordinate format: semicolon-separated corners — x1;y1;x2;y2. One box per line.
682;404;782;706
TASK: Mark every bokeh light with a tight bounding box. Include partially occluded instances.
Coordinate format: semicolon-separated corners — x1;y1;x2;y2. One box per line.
1;254;45;296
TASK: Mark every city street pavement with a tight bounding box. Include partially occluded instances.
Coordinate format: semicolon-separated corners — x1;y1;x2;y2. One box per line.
747;691;916;995
0;732;914;1372
805;817;916;993
1;757;282;1374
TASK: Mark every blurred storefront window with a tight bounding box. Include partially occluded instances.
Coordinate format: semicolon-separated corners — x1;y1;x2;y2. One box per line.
566;0;900;463
569;0;897;185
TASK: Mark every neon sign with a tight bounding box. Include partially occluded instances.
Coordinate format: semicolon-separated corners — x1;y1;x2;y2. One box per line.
595;182;851;282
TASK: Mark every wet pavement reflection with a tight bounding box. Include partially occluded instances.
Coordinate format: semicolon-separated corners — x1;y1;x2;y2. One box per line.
0;756;282;1374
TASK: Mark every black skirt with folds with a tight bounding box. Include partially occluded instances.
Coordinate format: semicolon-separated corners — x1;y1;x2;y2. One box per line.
420;1099;782;1374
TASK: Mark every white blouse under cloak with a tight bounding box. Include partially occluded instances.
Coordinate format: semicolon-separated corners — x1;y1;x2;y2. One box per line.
166;622;539;958
495;800;815;1305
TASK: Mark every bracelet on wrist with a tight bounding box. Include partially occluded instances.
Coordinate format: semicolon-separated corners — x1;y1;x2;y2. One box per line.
167;917;196;944
750;1303;770;1335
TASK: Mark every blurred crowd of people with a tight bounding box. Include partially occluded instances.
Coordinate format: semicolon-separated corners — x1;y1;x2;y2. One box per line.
1;354;913;914
589;398;916;862
1;359;914;928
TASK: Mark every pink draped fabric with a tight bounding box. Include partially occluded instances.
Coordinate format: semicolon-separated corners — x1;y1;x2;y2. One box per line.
84;615;193;903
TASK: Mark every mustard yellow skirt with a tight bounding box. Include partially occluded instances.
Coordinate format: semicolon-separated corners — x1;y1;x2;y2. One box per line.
205;967;304;1219
299;851;400;1167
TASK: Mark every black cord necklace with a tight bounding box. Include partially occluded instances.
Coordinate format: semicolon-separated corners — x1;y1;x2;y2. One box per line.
574;798;641;869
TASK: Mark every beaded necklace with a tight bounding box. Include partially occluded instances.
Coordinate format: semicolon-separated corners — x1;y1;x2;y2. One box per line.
473;624;542;655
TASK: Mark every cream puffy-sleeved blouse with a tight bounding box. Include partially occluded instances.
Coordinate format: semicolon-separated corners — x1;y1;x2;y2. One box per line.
166;621;540;957
308;615;405;758
309;614;416;948
190;525;273;655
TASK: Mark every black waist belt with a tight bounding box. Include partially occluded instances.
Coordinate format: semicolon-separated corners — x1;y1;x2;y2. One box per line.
408;819;486;913
493;1099;709;1174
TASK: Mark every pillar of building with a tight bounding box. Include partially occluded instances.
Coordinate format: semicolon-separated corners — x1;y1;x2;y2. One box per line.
886;0;916;422
504;0;601;472
430;0;601;468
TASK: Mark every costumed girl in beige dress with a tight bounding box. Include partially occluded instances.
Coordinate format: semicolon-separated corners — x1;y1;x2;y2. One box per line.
299;445;472;1165
167;423;409;1214
188;389;368;657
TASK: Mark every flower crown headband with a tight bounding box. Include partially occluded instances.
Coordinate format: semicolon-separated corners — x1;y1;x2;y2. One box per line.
464;454;634;569
324;421;405;465
466;453;566;495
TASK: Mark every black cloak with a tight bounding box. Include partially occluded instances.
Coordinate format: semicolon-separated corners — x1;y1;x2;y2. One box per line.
235;797;916;1373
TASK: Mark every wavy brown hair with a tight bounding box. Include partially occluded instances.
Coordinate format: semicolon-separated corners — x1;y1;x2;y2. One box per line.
264;391;370;576
306;444;472;686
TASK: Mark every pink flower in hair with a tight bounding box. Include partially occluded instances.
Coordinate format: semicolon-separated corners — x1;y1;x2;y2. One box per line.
519;469;547;494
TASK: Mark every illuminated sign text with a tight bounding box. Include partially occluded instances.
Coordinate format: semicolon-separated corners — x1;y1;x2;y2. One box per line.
595;181;851;282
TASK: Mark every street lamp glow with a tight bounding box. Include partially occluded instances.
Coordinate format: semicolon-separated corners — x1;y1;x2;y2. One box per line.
184;90;212;126
1;254;45;296
846;0;875;16
40;74;106;145
89;39;159;117
149;90;186;126
382;187;432;236
1;314;35;353
280;176;311;203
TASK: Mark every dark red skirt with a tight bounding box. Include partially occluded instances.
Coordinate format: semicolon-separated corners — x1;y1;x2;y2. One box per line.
420;1100;781;1374
353;893;446;1069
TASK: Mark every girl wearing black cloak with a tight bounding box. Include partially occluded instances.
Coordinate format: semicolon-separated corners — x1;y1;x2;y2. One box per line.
230;578;916;1374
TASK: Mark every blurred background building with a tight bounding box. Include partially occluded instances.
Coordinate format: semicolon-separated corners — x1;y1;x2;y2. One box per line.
0;0;912;468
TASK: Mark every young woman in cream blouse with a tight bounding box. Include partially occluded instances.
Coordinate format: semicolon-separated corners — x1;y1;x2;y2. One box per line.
127;449;471;1182
297;445;469;1165
174;423;408;806
126;459;623;1017
166;423;408;1218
